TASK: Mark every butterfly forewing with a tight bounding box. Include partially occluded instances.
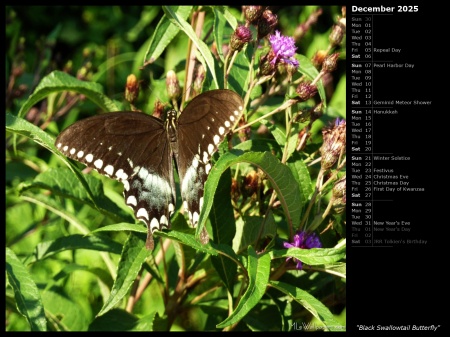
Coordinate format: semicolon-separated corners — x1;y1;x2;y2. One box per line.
55;112;175;250
176;89;244;227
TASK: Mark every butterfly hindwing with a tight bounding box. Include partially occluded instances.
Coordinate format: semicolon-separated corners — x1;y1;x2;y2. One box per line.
176;89;244;228
55;112;175;250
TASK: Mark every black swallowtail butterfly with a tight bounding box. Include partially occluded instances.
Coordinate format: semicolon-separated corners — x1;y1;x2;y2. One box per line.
55;89;244;250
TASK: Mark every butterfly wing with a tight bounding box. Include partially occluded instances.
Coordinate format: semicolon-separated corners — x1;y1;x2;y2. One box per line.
176;89;244;228
55;112;175;250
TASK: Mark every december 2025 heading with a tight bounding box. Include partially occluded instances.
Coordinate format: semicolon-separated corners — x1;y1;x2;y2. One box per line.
351;6;419;13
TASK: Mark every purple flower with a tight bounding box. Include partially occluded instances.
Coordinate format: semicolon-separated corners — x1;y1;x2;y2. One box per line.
283;231;322;270
269;30;299;68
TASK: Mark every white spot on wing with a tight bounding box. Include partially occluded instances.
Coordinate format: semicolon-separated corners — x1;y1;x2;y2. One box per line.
63;145;68;152
137;208;149;221
230;116;235;122
205;163;211;174
127;195;137;206
57;143;62;148
123;180;130;191
203;151;209;163
104;165;114;176
219;126;225;135
160;215;168;226
150;218;159;232
70;148;76;155
199;197;204;210
115;169;124;180
208;143;214;154
225;121;231;128
94;159;103;169
85;154;94;163
77;151;84;158
213;135;220;145
169;203;175;214
192;156;199;169
192;211;199;225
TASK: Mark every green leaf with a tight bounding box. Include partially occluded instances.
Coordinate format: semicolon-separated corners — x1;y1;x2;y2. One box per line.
216;247;271;328
163;6;219;88
32;234;123;261
17;70;121;118
263;120;299;160
20;167;134;224
143;6;192;64
297;54;327;107
210;169;237;293
6;248;47;331
6;113;97;204
232;214;277;254
270;245;346;266
287;153;314;201
42;287;89;331
209;169;235;245
98;232;151;316
197;150;302;240
212;7;226;62
91;223;146;235
89;308;157;331
269;280;344;331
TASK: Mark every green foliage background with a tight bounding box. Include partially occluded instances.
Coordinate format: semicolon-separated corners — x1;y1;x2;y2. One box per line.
6;6;346;331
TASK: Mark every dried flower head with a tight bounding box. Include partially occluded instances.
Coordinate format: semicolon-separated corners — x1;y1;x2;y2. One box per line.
257;9;278;40
320;118;346;170
322;52;340;73
329;22;346;47
243;6;264;25
243;170;260;196
332;175;346;214
283;231;322;270
296;81;317;101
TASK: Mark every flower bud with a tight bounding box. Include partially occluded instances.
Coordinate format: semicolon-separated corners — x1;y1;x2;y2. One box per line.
259;50;277;76
192;64;206;98
166;70;181;100
320;118;346;170
125;74;139;104
153;100;165;120
229;25;253;52
311;49;328;68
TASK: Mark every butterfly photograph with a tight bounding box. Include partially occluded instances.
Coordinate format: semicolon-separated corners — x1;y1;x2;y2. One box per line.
6;5;346;332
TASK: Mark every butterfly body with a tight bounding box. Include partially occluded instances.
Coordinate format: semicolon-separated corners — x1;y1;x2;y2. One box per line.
55;89;244;250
